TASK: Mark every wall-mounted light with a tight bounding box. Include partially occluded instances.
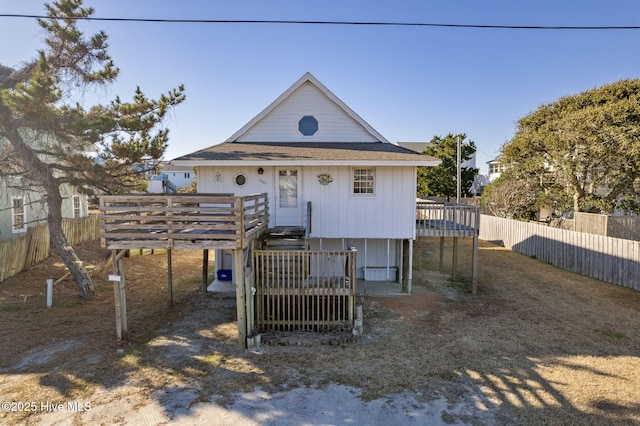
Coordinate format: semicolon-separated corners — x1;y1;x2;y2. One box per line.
257;167;264;175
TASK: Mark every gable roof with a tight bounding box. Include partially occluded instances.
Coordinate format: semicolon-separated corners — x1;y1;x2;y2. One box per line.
225;72;389;143
173;73;440;167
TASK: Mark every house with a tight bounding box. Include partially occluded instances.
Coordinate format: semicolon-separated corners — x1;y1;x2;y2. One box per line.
147;161;195;193
172;72;440;287
0;162;88;242
99;73;456;346
0;177;88;242
487;157;505;182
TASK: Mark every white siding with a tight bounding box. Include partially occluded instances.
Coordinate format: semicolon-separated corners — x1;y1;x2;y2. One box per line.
237;83;379;143
198;165;417;240
303;166;416;239
198;166;272;196
309;238;400;279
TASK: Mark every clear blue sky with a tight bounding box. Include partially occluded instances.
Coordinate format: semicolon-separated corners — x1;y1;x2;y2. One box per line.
2;0;640;173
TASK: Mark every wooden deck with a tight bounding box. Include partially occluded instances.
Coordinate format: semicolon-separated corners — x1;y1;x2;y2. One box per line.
99;193;269;250
415;201;480;294
416;201;480;237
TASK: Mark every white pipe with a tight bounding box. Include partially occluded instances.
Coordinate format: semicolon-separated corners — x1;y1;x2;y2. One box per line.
364;239;368;280
46;279;53;308
386;239;390;281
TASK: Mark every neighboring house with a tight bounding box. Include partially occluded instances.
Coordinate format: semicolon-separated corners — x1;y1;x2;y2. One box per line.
487;157;505;182
173;72;440;283
0;175;87;242
147;161;195;193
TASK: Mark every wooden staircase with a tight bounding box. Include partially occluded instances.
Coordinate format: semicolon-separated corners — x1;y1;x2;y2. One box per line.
260;226;307;250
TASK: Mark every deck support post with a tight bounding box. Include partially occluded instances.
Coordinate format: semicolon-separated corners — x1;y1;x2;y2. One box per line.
167;249;173;306
452;237;459;281
471;207;480;294
245;243;255;342
407;239;413;294
111;249;128;341
439;237;445;272
472;234;478;294
402;239;410;293
234;249;247;349
202;249;209;293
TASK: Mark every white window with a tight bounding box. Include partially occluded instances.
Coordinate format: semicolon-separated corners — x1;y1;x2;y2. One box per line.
73;195;82;218
352;168;375;196
11;196;27;233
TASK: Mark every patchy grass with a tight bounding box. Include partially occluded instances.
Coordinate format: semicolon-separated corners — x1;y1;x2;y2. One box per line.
1;238;640;425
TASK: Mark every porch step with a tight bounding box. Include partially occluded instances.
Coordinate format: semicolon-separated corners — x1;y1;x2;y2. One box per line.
261;226;307;250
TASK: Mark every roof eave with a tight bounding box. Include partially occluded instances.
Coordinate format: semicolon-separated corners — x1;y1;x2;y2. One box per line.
172;159;441;167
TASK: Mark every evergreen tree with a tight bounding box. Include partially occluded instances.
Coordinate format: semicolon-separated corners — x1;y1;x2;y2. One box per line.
417;133;478;200
0;0;185;298
502;79;640;214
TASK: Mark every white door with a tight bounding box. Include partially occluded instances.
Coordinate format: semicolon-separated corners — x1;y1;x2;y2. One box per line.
275;168;302;226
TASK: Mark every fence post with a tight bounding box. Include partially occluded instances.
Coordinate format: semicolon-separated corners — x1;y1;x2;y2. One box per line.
46;279;53;308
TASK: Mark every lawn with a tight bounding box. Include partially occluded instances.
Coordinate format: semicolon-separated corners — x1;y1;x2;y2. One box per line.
0;237;639;425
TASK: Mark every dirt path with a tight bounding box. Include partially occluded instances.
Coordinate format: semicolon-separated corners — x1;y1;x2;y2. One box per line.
1;238;640;425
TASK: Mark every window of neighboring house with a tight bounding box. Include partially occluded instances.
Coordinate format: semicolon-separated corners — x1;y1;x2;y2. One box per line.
11;196;27;233
352;168;375;196
185;172;190;179
73;195;82;218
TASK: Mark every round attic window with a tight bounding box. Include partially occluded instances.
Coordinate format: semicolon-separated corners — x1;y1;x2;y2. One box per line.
234;173;247;187
298;115;318;136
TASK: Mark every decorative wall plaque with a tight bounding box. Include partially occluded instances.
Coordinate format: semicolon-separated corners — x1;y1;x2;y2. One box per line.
318;173;333;186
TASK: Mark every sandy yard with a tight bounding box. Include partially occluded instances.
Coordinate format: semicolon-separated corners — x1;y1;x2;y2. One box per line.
1;237;640;425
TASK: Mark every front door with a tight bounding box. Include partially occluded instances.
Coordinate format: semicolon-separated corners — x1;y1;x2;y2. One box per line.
275;168;302;226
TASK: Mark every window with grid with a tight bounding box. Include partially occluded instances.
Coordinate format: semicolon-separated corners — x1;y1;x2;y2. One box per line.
353;168;375;195
11;197;26;232
73;195;81;218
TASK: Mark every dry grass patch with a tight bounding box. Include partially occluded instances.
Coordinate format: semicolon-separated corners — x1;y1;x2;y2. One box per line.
1;237;640;425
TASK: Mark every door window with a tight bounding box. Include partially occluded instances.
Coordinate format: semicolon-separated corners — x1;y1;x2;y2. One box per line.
279;170;298;208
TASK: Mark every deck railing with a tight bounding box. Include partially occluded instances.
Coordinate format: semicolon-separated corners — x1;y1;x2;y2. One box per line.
99;193;269;250
253;249;357;331
416;201;480;237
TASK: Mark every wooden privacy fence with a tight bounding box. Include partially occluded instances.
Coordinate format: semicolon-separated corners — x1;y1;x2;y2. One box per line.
574;212;640;241
479;214;640;291
253;249;357;332
0;214;100;282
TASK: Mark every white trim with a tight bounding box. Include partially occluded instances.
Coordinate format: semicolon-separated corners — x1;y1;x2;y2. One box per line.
297;114;319;137
11;196;27;233
233;173;248;187
351;167;376;198
174;160;439;168
72;194;82;218
225;73;390;143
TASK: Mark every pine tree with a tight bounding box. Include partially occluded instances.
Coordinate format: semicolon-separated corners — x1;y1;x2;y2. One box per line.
0;0;185;298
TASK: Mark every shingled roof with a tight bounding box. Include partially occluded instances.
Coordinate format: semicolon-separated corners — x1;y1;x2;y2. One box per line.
173;142;440;166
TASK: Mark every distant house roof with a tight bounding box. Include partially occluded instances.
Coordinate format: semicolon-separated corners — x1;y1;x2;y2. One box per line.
160;161;193;173
396;142;431;153
173;142;439;167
